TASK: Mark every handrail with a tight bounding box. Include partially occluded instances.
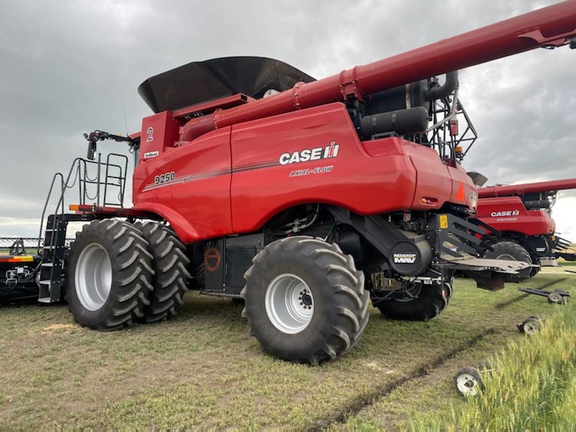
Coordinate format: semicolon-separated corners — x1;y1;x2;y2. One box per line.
36;154;129;253
103;153;129;207
37;172;65;253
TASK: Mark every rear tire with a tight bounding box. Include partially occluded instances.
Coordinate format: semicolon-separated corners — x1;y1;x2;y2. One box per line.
66;219;154;331
372;280;452;321
241;236;369;365
484;241;533;282
134;221;190;323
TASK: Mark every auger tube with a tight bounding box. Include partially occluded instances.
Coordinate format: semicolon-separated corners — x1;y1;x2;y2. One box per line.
179;1;576;142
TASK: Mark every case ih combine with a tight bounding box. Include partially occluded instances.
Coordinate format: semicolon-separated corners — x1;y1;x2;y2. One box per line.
477;178;576;281
2;2;575;364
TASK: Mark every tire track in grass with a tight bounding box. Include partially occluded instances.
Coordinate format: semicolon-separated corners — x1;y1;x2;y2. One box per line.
308;328;497;430
495;277;567;309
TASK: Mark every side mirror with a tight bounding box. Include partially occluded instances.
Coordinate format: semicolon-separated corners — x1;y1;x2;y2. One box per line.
87;140;97;160
467;171;488;187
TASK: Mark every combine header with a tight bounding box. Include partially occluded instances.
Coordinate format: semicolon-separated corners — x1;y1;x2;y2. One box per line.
477;178;576;281
0;238;41;302
2;2;575;364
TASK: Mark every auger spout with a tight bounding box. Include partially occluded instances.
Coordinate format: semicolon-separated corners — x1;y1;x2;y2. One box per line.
479;178;576;198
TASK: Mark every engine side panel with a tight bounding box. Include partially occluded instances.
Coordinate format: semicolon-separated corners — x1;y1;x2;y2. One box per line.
132;128;233;243
477;196;556;236
230;103;473;233
132;103;479;242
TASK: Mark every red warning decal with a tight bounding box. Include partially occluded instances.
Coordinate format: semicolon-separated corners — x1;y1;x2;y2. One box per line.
456;182;465;201
204;247;221;272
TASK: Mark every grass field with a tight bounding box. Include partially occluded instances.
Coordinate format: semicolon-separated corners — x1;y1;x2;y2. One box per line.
413;275;576;430
0;267;575;429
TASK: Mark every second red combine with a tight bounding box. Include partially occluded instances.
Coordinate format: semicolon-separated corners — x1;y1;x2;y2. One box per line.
477;178;576;281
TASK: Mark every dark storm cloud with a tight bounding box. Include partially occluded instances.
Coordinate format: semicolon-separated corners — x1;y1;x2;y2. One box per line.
0;0;574;237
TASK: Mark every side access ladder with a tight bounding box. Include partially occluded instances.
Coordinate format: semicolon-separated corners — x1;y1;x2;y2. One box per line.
37;213;97;303
37;214;67;303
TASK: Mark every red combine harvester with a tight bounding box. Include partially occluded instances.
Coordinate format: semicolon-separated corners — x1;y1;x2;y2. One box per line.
2;2;575;364
477;178;576;281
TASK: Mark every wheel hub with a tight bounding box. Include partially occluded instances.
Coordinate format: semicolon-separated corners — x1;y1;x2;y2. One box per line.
456;373;479;396
395;281;423;303
265;273;314;334
299;290;312;308
75;243;112;311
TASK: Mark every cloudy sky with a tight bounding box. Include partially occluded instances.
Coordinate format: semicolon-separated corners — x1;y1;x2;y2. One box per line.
1;0;575;241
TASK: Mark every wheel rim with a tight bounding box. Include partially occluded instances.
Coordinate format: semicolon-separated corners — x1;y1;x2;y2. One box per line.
396;282;422;303
523;321;539;335
75;243;112;311
265;273;314;334
496;253;516;261
456;373;479;396
443;282;454;300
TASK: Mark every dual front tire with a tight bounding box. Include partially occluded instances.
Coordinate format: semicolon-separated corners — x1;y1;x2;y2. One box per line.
66;219;189;331
67;227;370;365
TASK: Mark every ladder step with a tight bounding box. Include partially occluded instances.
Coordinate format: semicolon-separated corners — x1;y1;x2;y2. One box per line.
41;263;53;267
38;297;56;304
39;280;51;285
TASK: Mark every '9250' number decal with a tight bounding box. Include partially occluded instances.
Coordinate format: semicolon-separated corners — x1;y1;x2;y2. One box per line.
154;171;176;185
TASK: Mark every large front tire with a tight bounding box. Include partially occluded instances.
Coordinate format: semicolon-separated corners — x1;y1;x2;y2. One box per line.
241;236;369;365
134;221;190;323
66;219;154;331
372;280;452;321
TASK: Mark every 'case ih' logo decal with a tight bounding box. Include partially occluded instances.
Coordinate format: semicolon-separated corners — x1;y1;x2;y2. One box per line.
490;209;520;217
279;141;339;165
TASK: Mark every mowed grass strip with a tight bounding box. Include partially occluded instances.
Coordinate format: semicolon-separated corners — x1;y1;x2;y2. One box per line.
0;270;574;429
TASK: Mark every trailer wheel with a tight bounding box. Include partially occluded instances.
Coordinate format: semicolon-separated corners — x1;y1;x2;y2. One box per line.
518;316;541;335
484;241;532;282
547;290;568;305
66;219;154;331
372;280;452;321
241;236;369;365
454;367;484;396
134;221;190;323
